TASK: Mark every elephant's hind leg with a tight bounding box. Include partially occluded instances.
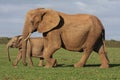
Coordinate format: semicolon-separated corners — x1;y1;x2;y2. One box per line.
94;40;109;68
98;45;109;68
74;48;92;68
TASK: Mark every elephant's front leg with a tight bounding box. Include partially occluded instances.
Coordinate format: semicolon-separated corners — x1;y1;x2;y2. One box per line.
43;48;58;68
38;57;44;67
43;41;60;68
43;30;61;68
13;51;22;67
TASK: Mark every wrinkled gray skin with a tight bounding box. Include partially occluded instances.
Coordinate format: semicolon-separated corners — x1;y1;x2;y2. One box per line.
6;35;44;67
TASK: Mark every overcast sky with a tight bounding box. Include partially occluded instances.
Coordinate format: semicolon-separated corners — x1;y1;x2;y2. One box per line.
0;0;120;40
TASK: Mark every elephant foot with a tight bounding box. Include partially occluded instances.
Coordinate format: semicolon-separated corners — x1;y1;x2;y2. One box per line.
38;63;44;67
38;60;44;67
13;66;18;68
74;62;84;68
23;62;27;66
12;63;17;68
12;63;17;66
44;58;57;68
100;64;109;68
29;64;34;68
12;65;18;68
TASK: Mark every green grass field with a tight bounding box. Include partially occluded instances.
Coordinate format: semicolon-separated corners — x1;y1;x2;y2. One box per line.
0;44;120;80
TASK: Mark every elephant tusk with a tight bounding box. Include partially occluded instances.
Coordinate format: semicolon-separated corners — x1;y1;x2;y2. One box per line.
19;36;23;39
24;33;31;41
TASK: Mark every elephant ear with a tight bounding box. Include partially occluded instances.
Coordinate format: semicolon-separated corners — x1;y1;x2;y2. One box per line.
38;9;60;33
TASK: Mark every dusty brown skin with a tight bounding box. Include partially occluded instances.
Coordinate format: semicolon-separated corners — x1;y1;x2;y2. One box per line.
22;8;109;68
7;35;44;67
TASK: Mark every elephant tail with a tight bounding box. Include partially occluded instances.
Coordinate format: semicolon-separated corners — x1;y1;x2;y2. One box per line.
102;29;105;41
102;29;106;48
101;28;106;50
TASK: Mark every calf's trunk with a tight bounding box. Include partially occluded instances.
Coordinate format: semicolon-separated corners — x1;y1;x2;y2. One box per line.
6;45;11;61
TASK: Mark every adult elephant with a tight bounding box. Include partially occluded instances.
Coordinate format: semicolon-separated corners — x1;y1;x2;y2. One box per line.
22;8;109;68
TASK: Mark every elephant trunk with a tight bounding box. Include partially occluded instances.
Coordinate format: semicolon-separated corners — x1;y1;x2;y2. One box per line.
21;39;27;66
6;44;11;62
21;23;32;66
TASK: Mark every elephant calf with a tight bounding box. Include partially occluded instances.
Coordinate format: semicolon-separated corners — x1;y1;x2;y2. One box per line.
7;35;44;67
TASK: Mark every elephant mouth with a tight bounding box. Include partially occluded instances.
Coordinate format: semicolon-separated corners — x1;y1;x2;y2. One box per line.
9;45;14;48
33;28;37;32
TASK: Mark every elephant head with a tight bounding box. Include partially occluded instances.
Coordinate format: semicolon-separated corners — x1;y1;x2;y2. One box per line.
22;8;60;65
6;35;22;62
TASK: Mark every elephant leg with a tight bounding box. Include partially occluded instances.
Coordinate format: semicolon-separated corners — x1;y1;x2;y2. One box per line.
13;51;22;67
98;45;109;68
38;57;44;67
27;52;33;67
74;48;92;68
27;56;33;67
43;48;58;68
26;41;33;67
43;30;61;68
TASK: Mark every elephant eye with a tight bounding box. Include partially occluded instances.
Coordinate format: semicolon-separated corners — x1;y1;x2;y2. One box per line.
31;20;34;25
13;41;16;44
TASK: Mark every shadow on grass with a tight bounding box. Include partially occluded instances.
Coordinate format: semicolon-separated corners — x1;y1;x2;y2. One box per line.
109;64;120;68
85;64;120;68
56;64;73;67
56;64;120;68
56;64;100;68
85;64;100;67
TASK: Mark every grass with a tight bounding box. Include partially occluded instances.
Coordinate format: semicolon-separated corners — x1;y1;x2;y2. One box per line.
0;44;120;80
